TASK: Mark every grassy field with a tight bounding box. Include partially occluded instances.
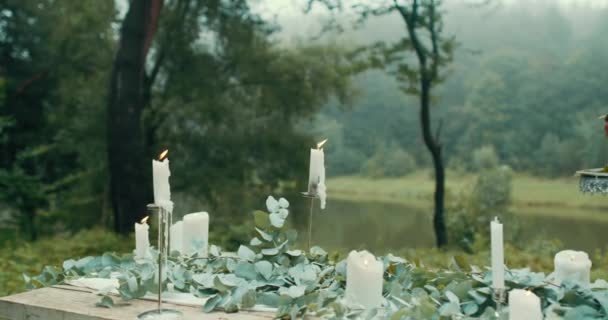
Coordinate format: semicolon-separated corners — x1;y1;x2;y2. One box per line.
328;170;608;222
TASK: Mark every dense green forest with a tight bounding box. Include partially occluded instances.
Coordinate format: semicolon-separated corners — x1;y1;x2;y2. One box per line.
3;0;608;302
317;1;608;178
1;0;607;246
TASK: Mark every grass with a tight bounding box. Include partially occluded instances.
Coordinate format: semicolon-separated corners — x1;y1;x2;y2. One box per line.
328;170;608;222
0;228;132;297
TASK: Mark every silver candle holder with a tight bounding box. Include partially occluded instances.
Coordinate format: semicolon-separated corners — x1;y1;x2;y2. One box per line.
137;204;182;320
302;181;320;252
492;287;506;318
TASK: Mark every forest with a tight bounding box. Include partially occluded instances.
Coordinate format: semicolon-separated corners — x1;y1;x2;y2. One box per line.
2;0;608;312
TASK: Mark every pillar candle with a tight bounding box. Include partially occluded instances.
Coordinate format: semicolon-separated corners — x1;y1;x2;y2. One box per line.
491;217;505;289
509;289;542;320
152;150;172;212
554;250;592;286
182;212;209;257
134;216;150;260
345;250;383;309
170;221;183;254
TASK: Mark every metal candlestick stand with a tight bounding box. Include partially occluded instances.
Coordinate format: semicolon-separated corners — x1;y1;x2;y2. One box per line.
137;204;182;320
492;288;506;318
302;182;319;251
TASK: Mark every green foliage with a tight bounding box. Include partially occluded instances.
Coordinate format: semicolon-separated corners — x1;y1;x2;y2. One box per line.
0;228;131;297
21;195;608;319
448;166;514;252
472;145;500;172
362;144;417;178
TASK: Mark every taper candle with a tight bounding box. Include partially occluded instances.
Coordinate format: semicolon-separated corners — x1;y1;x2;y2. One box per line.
491;217;505;289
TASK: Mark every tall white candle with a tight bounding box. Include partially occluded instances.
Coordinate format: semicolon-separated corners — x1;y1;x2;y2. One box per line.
182;212;209;257
554;250;592;286
170;221;183;254
308;139;327;209
134;216;150;260
152;149;172;212
491;217;505;289
509;289;542;320
345;250;383;309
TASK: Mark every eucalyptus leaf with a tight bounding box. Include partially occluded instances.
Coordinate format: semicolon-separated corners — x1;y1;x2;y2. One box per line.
261;247;279;256
237;245;256;262
203;294;222;313
266;196;279;212
95;295;114;308
253;210;270;229
269;213;285;228
255;261;273;281
255;227;273;241
250;237;263;246
278;197;289;208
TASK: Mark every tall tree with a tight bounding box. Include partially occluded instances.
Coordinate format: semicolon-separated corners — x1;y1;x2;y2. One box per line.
308;0;454;247
108;0;163;234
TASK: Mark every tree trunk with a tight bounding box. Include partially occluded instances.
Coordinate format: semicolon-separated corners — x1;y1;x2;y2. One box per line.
420;76;447;248
107;0;161;234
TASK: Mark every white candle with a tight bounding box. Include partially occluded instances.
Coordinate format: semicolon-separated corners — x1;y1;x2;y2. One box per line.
152;150;172;212
554;250;592;286
345;250;383;309
134;216;150;260
509;289;542;320
491;217;505;289
308;140;327;193
170;221;183;254
182;212;209;257
308;139;327;209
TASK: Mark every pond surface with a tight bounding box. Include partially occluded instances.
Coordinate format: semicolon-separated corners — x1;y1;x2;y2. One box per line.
288;198;608;254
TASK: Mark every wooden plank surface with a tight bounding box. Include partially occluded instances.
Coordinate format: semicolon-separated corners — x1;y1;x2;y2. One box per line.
0;287;275;320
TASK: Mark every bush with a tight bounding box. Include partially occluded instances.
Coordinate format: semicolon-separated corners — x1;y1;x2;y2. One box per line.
447;166;515;252
362;144;417;178
472;145;499;171
384;148;417;177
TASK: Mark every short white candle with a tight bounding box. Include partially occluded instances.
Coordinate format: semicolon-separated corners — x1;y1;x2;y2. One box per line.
152;150;172;212
509;289;542;320
345;250;383;309
170;221;183;254
491;217;505;289
134;216;150;260
554;250;592;286
182;212;209;257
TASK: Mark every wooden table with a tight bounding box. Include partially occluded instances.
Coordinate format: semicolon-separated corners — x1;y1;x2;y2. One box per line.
0;286;275;320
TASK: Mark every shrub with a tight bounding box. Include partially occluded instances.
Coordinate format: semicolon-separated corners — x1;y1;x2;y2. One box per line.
472;145;499;171
447;165;515;252
362;144;417;178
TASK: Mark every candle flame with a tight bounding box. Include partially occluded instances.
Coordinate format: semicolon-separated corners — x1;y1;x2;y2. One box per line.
317;139;328;149
525;290;532;296
159;149;169;161
363;259;369;266
141;216;149;224
599;114;607;120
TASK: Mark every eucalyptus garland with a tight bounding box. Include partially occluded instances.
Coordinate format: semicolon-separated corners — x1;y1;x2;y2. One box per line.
25;196;608;319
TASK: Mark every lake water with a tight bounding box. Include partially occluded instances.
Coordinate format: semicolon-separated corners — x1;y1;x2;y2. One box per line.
288;198;608;254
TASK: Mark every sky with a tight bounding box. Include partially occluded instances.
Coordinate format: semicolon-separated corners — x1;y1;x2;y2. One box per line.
114;0;608;42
